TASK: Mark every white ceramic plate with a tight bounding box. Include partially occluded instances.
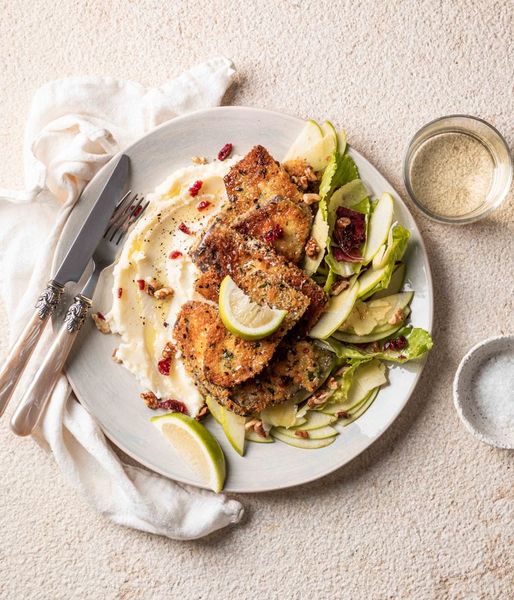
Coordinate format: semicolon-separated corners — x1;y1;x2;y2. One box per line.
55;107;433;493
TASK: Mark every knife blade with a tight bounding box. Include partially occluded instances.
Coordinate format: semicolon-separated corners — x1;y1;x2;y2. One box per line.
0;152;130;416
53;153;129;284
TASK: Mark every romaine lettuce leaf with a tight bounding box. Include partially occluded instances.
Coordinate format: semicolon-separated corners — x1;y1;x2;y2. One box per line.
319;152;359;208
320;326;433;363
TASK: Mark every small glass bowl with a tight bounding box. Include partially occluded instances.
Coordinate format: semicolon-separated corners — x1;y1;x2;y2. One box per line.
404;115;512;224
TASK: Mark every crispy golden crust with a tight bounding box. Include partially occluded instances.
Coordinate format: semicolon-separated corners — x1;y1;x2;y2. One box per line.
191;225;326;328
194;270;222;302
282;159;309;180
173;301;231;402
229;338;334;414
233;195;312;264
223;145;303;220
174;303;334;416
203;320;277;387
200;268;308;388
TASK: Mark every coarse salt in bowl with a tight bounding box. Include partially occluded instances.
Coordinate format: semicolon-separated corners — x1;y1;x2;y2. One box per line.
453;335;514;449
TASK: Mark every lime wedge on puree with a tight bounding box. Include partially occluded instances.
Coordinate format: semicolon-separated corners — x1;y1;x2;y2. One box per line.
218;275;287;340
151;413;226;493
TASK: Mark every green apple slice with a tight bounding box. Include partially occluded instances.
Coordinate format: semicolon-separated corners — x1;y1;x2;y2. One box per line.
328;179;368;216
283;119;323;163
339;291;414;336
303;208;329;275
271;429;337;449
357;265;388;298
372;263;406;299
332;323;405;344
220;405;246;456
321;394;370;415
291;411;336;430
245;429;274;443
337;129;347;155
260;400;298;428
363;193;394;263
274;425;338;440
284;119;338;171
338;388;379;426
309;279;360;340
345;360;387;407
205;396;224;425
321;121;338;153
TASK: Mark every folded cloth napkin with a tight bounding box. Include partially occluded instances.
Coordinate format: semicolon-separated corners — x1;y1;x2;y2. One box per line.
0;56;243;540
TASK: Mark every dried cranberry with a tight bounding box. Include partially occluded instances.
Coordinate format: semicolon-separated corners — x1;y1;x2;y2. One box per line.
96;312;105;321
136;279;145;290
117;287;123;299
178;222;192;235
263;225;284;243
383;335;408;352
158;399;188;414
188;180;203;197
157;357;171;376
196;200;211;211
132;204;143;218
217;143;233;161
169;250;183;259
332;206;366;261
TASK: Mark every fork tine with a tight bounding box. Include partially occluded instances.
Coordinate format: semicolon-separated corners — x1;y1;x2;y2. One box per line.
105;192;138;240
108;194;144;242
115;200;149;245
108;197;148;245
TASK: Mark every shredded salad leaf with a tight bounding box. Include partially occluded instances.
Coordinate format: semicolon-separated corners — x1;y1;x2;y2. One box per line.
320;327;434;363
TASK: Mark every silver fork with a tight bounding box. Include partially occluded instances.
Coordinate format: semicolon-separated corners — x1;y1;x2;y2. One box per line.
10;192;149;436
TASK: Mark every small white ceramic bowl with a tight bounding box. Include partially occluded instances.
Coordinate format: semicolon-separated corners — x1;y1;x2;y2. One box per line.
453;335;514;449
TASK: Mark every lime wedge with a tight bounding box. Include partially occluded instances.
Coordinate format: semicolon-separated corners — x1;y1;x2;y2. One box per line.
151;413;226;493
218;275;287;340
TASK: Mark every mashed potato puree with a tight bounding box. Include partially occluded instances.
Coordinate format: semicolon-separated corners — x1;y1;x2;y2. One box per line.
108;158;238;416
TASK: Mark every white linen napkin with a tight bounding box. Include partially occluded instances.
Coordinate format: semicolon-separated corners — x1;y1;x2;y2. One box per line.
0;56;244;540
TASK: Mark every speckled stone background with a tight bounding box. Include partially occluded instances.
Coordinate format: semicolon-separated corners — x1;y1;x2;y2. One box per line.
0;1;513;599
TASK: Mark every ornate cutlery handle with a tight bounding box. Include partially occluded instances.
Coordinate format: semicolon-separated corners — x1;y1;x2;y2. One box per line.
0;281;63;417
10;294;91;436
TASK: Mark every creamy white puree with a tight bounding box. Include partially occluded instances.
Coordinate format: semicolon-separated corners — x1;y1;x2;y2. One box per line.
108;158;238;416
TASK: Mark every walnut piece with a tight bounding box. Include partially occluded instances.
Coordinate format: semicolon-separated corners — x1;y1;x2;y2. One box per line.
92;312;111;334
336;216;351;229
145;278;160;296
140;391;159;409
195;404;209;421
253;420;267;438
307;388;333;408
304;165;318;182
388;308;405;326
294;430;310;439
303;193;320;205
305;237;320;258
326;377;339;390
331;278;350;296
162;342;176;359
153;287;174;300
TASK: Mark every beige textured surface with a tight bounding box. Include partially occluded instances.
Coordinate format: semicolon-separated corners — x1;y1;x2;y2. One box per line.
0;1;513;598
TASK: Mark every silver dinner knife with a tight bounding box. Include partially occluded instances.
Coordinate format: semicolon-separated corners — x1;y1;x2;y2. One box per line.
0;153;129;417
